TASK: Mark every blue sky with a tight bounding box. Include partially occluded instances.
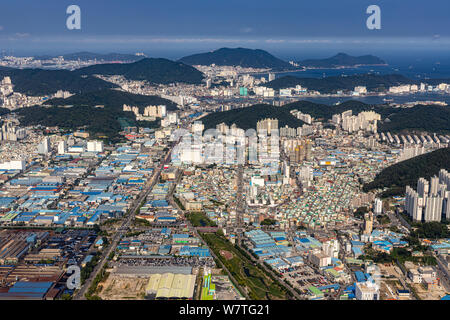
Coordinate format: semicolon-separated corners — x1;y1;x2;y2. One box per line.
0;0;449;58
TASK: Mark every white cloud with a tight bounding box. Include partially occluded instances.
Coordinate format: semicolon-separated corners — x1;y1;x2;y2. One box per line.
240;27;253;34
0;26;4;31
1;35;450;47
14;33;30;38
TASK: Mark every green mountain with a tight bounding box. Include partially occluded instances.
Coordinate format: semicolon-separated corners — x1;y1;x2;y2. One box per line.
14;89;176;141
179;47;295;70
282;100;378;121
198;99;450;135
378;105;450;134
74;58;204;84
0;67;117;96
363;147;450;197
282;100;450;134
0;57;203;96
16;105;128;142
265;74;416;93
44;89;178;112
199;100;378;131
200;104;305;130
298;53;386;68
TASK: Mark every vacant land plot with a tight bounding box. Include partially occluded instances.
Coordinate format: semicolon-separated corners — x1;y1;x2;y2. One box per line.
413;282;447;300
213;275;245;300
99;274;148;300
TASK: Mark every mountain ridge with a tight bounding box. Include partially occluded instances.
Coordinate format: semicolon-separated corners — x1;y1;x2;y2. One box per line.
297;53;386;68
74;58;204;84
179;47;295;70
363;147;450;197
0;58;204;95
265;74;415;93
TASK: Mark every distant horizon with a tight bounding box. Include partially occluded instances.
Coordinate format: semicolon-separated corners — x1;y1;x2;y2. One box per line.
4;44;450;79
2;41;450;63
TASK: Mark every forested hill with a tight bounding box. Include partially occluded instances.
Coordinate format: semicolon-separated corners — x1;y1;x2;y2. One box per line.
200;104;305;130
297;53;386;68
44;89;178;112
0;68;117;96
377;105;450;134
14;89;176;141
282;100;377;121
265;74;415;93
74;58;204;84
199;99;450;136
179;47;295;70
0;57;204;96
363;147;450;197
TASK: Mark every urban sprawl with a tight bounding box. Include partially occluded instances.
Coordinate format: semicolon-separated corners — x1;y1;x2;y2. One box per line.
0;57;449;301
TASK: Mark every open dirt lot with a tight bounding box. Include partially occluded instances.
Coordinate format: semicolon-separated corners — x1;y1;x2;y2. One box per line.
99;275;149;300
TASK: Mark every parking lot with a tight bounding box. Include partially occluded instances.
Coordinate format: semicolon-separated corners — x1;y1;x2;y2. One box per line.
115;256;215;268
281;264;333;294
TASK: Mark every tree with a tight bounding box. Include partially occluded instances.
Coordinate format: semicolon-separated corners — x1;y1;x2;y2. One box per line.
261;219;276;226
353;206;368;219
93;224;101;233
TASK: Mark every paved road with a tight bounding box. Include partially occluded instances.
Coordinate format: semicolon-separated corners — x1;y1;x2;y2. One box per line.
235;165;244;245
436;254;450;292
389;209;411;231
393;260;417;300
74;147;174;300
168;170;250;300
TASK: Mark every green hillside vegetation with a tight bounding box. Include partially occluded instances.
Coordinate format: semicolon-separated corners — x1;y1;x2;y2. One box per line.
283;100;379;121
363;147;450;197
14;89;175;141
199;99;450;137
284;101;450;134
15;105;128;142
200;104;305;130
411;222;450;239
199;100;383;130
74;58;204;84
179;47;294;70
0;67;118;96
0;57;203;96
265;74;415;93
378;105;450;134
44;89;178;112
297;53;386;68
0;107;11;117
